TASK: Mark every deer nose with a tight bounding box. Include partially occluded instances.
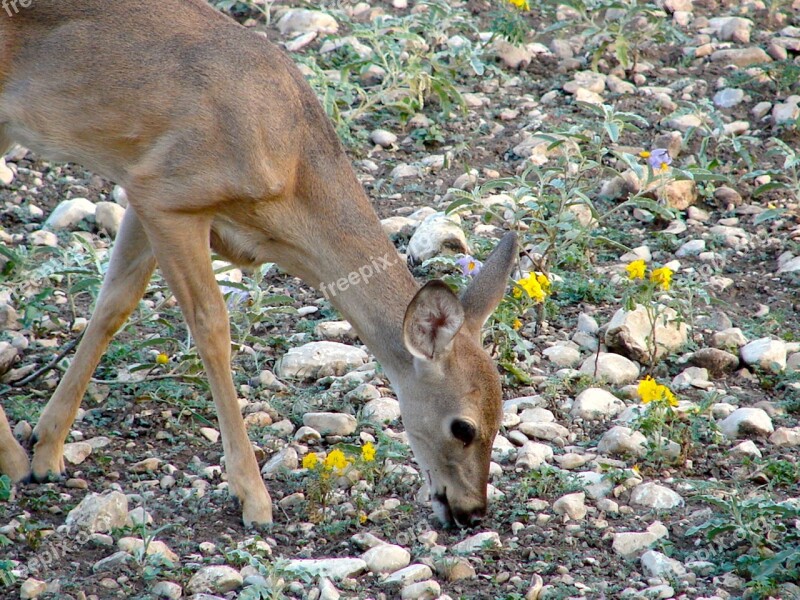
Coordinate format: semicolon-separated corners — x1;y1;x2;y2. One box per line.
452;504;486;528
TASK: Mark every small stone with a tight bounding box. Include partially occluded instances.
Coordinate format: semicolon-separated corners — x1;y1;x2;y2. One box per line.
319;577;341;600
641;550;687;578
95;202;126;238
382;564;433;587
44;198;96;230
552;492;587;520
63;441;93;465
612;522;669;558
276;9;338;35
710;47;772;68
199;427;220;443
371;129;397;147
571;388;625;420
712;327;748;349
719;408;774;438
407;213;468;264
261;447;299;477
186;566;243;595
515;441;553;469
285;558;368;581
713;88;745;108
579;353;639;385
689;348;739;376
362;544;411;574
542;344;582;368
662;179;697;210
630;483;684;510
769;427;800;447
731;440;762;458
92;551;133;573
19;578;47;600
277;341;368;381
151;581;183;600
29;230;59;247
303;412;357;436
363;397;401;423
741;337;787;371
65;491;129;533
597;426;647;457
671;366;710;390
676;239;706;257
130;457;162;473
401;580;441;600
451;531;502;554
433;557;476;582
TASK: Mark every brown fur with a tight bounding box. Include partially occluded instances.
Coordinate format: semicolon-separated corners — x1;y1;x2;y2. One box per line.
0;0;516;527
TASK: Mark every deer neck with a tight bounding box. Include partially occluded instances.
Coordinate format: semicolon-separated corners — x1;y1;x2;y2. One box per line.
270;176;420;381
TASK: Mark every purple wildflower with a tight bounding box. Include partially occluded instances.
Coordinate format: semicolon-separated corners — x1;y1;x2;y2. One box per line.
647;148;672;171
456;255;482;277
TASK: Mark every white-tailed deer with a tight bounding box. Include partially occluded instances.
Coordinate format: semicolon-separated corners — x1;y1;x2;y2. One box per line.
0;0;516;527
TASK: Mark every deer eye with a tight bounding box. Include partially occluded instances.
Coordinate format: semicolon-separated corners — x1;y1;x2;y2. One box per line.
451;419;477;447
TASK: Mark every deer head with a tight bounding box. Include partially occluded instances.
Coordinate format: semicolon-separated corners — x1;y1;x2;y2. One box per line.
398;232;517;527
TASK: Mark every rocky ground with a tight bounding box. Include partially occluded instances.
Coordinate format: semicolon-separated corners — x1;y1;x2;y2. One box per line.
2;0;800;599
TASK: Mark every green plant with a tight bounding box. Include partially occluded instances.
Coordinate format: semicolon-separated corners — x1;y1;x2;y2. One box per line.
687;494;800;597
538;0;684;71
301;442;380;522
0;475;11;502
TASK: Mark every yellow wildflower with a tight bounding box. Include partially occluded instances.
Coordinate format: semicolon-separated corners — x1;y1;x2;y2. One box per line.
507;0;530;9
535;272;551;293
302;452;318;469
156;352;169;365
514;272;547;303
650;266;673;291
639;150;651;158
626;259;646;280
512;318;522;331
361;442;376;463
324;448;348;472
637;376;678;407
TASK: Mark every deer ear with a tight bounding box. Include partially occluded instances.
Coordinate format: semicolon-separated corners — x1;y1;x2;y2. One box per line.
460;232;517;337
403;281;465;361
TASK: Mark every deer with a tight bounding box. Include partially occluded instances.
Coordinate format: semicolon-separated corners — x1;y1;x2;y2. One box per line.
0;0;517;528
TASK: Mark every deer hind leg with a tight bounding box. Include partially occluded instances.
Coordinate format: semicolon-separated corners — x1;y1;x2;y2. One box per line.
135;204;272;526
0;406;30;482
30;208;156;480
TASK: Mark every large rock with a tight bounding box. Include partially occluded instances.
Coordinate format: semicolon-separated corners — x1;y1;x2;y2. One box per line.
65;491;129;533
740;337;787;372
605;305;688;362
45;198;96;230
407;213;468;264
719;408;774;439
579;353;639;385
276;341;368;380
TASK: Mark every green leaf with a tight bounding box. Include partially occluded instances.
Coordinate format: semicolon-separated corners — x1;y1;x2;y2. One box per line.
753;207;787;225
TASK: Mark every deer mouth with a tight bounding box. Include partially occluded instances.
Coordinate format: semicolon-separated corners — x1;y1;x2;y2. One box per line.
433;489;485;529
